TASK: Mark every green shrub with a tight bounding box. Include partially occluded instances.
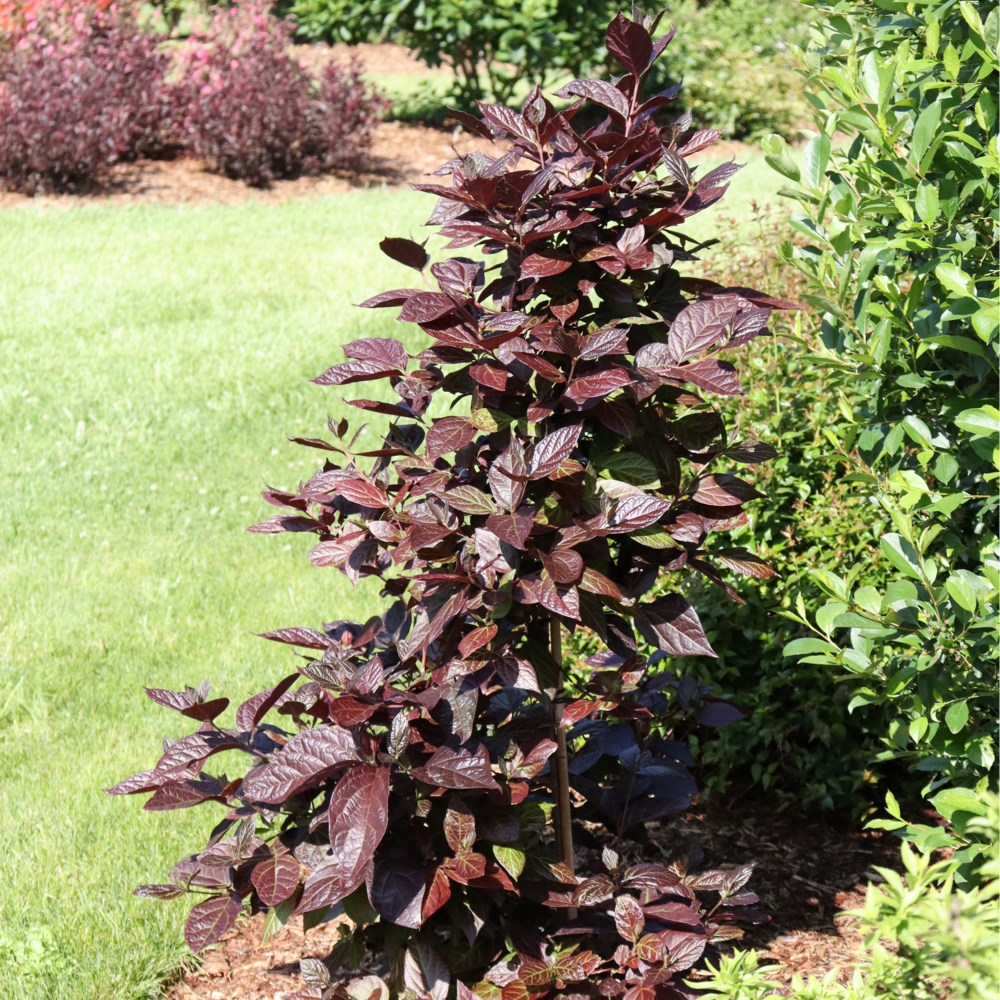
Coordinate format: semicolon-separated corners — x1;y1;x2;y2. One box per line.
762;0;999;793
647;0;814;138
288;0;616;107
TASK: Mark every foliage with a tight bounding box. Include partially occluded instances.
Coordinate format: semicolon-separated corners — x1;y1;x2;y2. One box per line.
693;801;1000;999
174;1;387;185
762;0;999;792
287;0;617;108
0;3;171;193
646;0;814;139
110;13;791;995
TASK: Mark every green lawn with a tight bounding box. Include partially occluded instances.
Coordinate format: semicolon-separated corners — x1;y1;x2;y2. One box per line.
0;161;782;999
0;191;433;1000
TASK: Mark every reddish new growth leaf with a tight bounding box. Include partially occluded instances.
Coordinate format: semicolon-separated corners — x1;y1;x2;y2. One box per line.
117;12;779;998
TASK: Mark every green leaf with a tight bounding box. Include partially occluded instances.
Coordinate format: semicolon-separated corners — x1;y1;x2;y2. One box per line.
493;844;525;881
811;568;851;602
833;612;881;628
944;700;970;734
801;133;832;189
955;406;1000;437
598;452;659;486
914;182;939;222
945;574;977;612
931;786;984;821
902;415;933;448
848;688;881;712
911;101;941;164
261;897;298;944
880;532;922;579
943;42;960;79
985;6;999;50
783;637;840;657
935;262;975;296
886;666;916;696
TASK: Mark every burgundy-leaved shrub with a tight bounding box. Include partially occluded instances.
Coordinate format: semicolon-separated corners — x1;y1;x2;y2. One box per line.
111;11;791;998
175;2;387;186
0;3;171;193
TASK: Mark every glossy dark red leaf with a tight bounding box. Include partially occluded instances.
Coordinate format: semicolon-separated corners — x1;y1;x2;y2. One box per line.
670;358;743;395
565;367;631;403
241;726;360;803
184;894;243;952
426;417;477;460
554;78;629;118
692;474;764;506
422;865;452;921
594;398;636;437
342;336;409;372
412;740;500;791
517;352;566;383
521;253;573;278
371;849;426;929
488;436;528;512
441;851;488;884
256;627;333;650
235;673;299;732
529;424;581;479
477;102;535;141
337;479;391;508
470;361;510;392
605;493;669;533
579;327;629;360
251;855;300;906
606;11;653;76
312;359;402;386
667;298;737;364
357;288;422;308
634;594;715;658
380;237;429;271
399;292;460;325
459;623;497;658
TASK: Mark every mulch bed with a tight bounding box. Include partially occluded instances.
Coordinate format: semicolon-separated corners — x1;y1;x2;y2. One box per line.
164;796;902;1000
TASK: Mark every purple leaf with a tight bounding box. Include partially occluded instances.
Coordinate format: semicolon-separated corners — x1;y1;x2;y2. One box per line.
696;702;745;727
411;740;501;791
241;726;360;803
668;298;737;363
380;237;429;271
635;594;716;658
184;894;243;952
251;855;301;906
605;12;653;76
554;78;629;118
529;424;581;479
235;673;299;732
312;359;402;386
342;336;408;371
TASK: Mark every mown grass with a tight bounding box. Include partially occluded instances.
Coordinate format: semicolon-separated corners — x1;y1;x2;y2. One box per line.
0;191;433;1000
0;161;784;999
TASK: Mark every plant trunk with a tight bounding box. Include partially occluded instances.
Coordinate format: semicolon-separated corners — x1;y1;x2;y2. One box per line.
550;617;577;919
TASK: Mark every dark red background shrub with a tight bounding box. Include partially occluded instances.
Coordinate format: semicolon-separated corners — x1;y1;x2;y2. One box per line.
111;11;792;997
0;3;170;193
174;2;387;185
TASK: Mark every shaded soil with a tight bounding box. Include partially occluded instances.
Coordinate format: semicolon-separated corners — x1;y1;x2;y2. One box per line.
164;797;902;1000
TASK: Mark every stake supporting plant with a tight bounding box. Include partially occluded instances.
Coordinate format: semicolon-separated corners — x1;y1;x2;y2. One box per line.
110;9;786;998
549;617;578;919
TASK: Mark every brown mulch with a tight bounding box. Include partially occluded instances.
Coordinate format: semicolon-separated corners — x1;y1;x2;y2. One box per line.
164;797;901;1000
0;40;753;210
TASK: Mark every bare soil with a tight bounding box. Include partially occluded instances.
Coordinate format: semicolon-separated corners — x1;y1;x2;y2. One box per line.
163;797;902;1000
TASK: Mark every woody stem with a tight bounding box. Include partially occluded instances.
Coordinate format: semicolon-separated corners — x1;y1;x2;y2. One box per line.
550;617;577;919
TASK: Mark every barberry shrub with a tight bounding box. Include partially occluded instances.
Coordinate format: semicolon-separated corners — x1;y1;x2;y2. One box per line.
111;11;793;997
0;3;171;193
175;2;387;186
